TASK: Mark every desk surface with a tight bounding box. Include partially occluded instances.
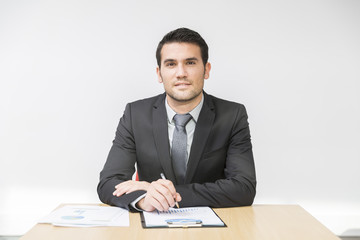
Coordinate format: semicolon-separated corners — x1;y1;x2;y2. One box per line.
20;204;340;240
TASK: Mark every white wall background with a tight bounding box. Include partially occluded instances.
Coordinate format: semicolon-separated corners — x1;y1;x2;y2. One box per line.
1;0;359;236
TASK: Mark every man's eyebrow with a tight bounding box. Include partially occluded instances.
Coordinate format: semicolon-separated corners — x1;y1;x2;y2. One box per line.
162;57;199;64
186;57;199;61
163;59;176;63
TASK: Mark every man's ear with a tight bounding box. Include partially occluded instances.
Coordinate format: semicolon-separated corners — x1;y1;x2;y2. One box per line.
156;66;163;83
204;62;211;79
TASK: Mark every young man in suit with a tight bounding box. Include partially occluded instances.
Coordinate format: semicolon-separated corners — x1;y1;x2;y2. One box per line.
97;28;256;212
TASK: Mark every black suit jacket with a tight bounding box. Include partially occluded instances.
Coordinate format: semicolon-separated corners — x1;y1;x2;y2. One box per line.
97;92;256;210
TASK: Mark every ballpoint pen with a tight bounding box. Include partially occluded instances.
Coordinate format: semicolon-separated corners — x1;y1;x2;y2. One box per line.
160;173;180;208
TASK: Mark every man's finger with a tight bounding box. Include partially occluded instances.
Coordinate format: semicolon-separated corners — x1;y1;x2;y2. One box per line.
147;181;178;210
145;187;167;211
154;183;176;207
175;192;182;203
157;179;177;195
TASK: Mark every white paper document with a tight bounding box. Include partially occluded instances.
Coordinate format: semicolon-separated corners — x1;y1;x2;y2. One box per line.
142;207;225;228
39;205;129;227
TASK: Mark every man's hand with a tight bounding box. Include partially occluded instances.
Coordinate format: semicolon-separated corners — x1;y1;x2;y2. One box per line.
136;179;182;212
113;180;151;197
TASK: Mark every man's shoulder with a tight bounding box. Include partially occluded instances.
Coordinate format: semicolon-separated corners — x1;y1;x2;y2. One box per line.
205;93;245;110
205;93;249;123
128;93;165;108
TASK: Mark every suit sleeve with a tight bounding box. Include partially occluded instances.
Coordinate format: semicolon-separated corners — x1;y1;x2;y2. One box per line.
176;104;256;207
97;103;146;210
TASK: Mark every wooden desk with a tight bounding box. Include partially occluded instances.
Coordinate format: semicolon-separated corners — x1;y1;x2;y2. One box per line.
20;205;340;240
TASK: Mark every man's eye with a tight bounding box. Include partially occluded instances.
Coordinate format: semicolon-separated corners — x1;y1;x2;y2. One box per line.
187;61;196;65
166;62;176;67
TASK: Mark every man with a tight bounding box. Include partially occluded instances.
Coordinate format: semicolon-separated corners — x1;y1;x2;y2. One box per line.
97;28;256;212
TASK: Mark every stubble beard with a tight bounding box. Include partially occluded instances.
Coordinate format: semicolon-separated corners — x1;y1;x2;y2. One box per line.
166;88;203;103
160;71;206;104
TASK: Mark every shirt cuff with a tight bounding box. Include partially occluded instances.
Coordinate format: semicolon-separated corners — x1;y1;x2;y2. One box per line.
130;193;146;211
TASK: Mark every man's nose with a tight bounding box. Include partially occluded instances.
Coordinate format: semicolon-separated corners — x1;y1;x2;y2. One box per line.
175;64;187;78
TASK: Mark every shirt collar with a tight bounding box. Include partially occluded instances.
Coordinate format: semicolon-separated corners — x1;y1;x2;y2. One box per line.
165;94;204;124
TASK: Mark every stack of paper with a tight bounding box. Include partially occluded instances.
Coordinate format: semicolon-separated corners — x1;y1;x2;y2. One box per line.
142;206;225;228
39;205;129;227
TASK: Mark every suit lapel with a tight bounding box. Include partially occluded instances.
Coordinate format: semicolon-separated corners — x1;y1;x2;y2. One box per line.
152;94;177;183
185;93;215;183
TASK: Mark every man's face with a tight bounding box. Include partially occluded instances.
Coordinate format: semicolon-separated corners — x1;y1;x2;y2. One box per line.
157;42;211;104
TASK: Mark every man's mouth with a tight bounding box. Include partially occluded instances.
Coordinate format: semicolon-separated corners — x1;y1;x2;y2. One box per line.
175;82;191;87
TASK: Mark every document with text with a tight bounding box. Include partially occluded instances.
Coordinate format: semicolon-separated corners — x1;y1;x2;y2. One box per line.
39;205;129;227
141;207;226;228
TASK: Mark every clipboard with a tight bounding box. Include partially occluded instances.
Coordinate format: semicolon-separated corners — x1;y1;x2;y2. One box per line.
140;207;227;228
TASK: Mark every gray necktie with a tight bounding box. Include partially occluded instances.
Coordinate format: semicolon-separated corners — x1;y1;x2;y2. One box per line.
171;113;192;184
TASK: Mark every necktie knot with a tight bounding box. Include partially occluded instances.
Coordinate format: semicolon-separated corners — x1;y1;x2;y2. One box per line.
173;114;192;127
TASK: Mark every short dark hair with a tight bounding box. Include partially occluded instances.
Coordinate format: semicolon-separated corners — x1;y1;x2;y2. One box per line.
156;28;209;68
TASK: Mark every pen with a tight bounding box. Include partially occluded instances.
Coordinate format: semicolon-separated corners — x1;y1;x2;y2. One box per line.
160;173;180;208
